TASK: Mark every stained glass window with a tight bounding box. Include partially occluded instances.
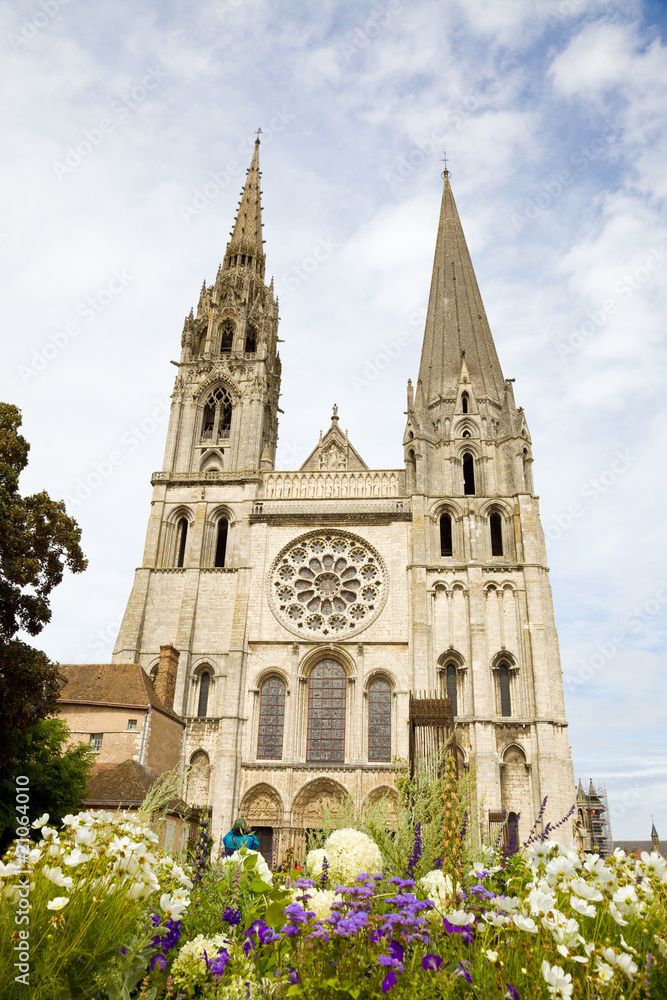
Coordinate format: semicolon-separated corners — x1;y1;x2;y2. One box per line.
446;663;458;717
368;678;391;762
307;659;346;763
257;677;286;760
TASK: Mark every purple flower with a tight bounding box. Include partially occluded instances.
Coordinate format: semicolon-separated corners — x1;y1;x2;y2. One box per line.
150;913;161;927
150;953;167;972
222;906;241;926
381;971;398;993
119;947;127;955
406;822;422;877
243;919;281;956
504;986;520;1000
288;967;299;985
388;940;404;963
422;954;445;971
204;947;229;976
454;960;472;984
281;902;316;937
321;854;329;889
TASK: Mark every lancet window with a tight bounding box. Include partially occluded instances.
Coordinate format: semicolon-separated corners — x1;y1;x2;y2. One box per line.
197;671;211;717
220;320;234;353
490;513;503;556
463;453;475;495
440;513;453;557
446;663;458;717
498;664;511;717
368;678;391;762
215;518;228;567
245;322;258;353
201;387;232;442
257;677;286;760
306;659;346;763
176;517;188;568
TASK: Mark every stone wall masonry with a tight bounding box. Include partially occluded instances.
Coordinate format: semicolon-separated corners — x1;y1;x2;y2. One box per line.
59;704;146;763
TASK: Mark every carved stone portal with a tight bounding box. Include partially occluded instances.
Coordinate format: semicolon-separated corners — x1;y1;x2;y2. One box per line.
239;783;283;826
291;777;350;828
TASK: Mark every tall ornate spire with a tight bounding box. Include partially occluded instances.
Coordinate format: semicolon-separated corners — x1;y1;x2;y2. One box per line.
417;170;506;405
224;138;265;278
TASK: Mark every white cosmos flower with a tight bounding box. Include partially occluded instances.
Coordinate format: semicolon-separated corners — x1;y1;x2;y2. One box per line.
513;914;538;933
482;911;511;927
31;813;49;828
46;896;69;910
609;902;628;926
486;950;498;962
526;841;556;862
545;857;577;885
612;885;639;915
569;879;602;902
43;866;74;889
595;960;614;983
602;947;638;979
528;889;557;915
48;843;60;857
494;895;520;911
61;849;92;867
75;827;98;846
639;851;667;880
0;861;21;877
569;896;596;918
619;935;638;955
160;892;188;920
40;826;59;840
653;935;667;959
126;881;145;900
582;855;613;883
541;960;573;999
445;909;475;926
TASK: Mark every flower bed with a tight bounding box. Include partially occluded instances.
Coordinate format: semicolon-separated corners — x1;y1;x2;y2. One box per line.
1;814;666;998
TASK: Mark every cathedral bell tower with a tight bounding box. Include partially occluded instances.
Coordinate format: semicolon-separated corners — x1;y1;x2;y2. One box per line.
165;138;281;475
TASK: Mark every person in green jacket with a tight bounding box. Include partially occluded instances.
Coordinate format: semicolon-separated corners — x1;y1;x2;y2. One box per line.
222;817;260;856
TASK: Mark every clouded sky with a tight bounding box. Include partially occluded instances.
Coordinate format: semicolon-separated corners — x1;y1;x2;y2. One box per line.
2;0;666;839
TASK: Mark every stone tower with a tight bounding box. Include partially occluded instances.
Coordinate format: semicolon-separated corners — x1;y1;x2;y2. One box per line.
113;150;575;853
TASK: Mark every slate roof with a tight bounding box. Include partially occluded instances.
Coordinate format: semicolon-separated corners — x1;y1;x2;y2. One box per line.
57;662;184;724
417;171;506;405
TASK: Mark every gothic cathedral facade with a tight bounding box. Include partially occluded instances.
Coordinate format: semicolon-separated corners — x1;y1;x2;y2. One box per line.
113;140;576;852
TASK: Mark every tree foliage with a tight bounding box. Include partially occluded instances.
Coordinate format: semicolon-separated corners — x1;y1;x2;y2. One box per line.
0;718;94;852
0;402;87;763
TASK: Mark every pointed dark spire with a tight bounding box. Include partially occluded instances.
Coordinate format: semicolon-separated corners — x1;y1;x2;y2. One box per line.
225;138;265;276
417;171;505;405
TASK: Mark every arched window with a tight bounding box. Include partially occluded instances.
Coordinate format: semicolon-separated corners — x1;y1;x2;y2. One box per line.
498;664;511;717
176;517;188;567
462;452;475;495
220;320;234;353
461;392;469;414
490;513;503;556
245;322;258;353
307;659;346;763
368;678;391;762
197;671;211;717
201;386;232;441
215;518;228;567
446;663;458;717
440;513;453;557
257;677;286;760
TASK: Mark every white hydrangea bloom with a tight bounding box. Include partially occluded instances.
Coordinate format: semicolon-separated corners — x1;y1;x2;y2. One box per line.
317;829;383;884
308;888;338;920
171;933;230;992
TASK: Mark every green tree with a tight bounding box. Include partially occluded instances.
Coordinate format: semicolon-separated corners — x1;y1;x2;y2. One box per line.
0;403;87;765
0;718;94;852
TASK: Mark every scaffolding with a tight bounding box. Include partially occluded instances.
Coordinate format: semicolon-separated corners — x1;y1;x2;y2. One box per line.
575;779;613;856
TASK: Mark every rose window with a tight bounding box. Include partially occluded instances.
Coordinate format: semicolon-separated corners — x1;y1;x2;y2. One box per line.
268;531;387;639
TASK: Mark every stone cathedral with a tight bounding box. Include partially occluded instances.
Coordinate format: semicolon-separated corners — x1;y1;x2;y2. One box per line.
113;139;576;854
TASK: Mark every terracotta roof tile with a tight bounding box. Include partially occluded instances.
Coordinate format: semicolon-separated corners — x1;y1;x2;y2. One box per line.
57;663;183;724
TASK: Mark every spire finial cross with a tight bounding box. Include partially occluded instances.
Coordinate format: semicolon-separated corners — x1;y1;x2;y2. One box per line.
255;127;263;145
442;150;449;178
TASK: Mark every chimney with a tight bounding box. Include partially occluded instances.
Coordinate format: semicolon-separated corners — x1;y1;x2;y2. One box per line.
153;644;180;712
